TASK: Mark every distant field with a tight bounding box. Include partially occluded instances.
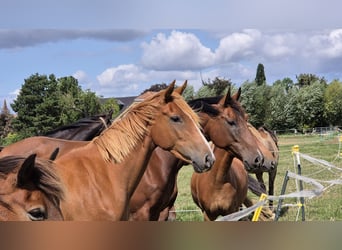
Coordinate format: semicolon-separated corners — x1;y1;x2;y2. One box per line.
173;133;342;221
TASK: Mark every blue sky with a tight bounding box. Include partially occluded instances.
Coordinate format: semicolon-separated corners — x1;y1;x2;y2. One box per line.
1;0;342;110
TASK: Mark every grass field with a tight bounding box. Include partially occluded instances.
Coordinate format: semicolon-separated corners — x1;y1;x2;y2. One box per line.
173;132;342;221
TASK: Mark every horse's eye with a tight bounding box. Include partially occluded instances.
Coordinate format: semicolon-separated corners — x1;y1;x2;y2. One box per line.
226;119;236;126
170;115;182;123
28;208;46;221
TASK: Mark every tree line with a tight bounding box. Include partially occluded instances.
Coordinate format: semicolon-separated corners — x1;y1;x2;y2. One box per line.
193;66;342;133
0;73;120;145
1;65;342;145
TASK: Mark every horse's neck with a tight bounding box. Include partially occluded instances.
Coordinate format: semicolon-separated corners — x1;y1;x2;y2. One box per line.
212;146;235;184
114;135;157;199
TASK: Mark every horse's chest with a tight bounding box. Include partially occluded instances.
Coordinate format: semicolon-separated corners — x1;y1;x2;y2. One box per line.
209;184;237;209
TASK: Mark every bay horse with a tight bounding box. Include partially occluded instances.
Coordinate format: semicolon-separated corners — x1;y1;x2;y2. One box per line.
129;87;265;220
0;154;64;221
2;81;214;221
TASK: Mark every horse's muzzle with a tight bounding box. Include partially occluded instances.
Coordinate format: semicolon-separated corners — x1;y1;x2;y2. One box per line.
192;153;215;173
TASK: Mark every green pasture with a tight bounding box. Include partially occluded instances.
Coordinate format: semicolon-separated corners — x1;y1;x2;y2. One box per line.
174;132;342;221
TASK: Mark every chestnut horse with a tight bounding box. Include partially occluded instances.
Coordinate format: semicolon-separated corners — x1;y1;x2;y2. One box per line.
2;81;215;220
190;88;269;221
129;88;265;220
247;125;279;208
0;154;64;221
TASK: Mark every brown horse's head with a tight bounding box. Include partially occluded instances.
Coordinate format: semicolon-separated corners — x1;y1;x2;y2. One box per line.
150;80;215;173
0;154;64;221
245;123;279;172
193;88;264;171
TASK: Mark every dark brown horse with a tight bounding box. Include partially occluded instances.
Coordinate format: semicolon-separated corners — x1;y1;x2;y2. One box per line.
129;88;265;220
0;154;64;221
0;111;112;156
43;111;113;140
1;81;215;220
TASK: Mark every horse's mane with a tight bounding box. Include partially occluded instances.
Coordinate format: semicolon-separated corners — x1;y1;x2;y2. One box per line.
93;90;200;163
188;97;221;117
0;156;64;206
188;94;246;117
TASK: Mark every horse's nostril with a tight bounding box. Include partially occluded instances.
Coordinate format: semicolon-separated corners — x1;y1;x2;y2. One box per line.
205;154;215;168
254;156;263;166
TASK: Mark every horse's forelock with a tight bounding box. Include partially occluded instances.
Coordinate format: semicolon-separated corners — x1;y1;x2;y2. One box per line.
0;156;64;204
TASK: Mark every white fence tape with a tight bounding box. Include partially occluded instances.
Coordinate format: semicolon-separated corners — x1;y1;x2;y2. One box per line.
215;152;342;221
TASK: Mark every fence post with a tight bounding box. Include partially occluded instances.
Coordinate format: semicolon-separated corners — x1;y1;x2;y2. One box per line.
252;193;268;221
292;145;305;221
274;170;289;221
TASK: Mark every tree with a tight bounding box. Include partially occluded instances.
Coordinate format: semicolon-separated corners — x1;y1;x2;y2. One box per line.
58;76;87;124
298;82;326;129
182;84;195;101
100;98;120;118
240;80;271;128
255;63;266;86
295;73;327;88
0;100;14;142
10;73;102;138
284;81;326;132
11;73;60;136
266;83;289;130
196;77;232;98
79;90;102;117
273;77;294;93
140;83;168;94
324;79;342;126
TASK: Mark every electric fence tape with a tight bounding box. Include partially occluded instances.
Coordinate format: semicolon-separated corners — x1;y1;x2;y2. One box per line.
216;147;342;221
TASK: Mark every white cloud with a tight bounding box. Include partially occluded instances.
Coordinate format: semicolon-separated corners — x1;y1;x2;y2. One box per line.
95;63;202;96
309;29;342;58
73;70;88;82
141;30;215;70
215;29;261;62
261;33;297;58
84;29;342;97
97;64;147;87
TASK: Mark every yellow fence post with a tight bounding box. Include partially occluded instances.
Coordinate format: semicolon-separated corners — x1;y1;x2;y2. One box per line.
292;144;305;221
252;193;268;221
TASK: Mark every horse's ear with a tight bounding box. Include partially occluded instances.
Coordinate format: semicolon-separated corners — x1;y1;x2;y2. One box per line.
164;80;176;103
219;87;232;107
17;154;38;188
49;147;60;161
232;87;241;101
174;80;187;95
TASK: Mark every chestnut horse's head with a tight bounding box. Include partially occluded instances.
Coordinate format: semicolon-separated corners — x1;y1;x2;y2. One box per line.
150;81;215;173
189;88;264;172
0;154;64;221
